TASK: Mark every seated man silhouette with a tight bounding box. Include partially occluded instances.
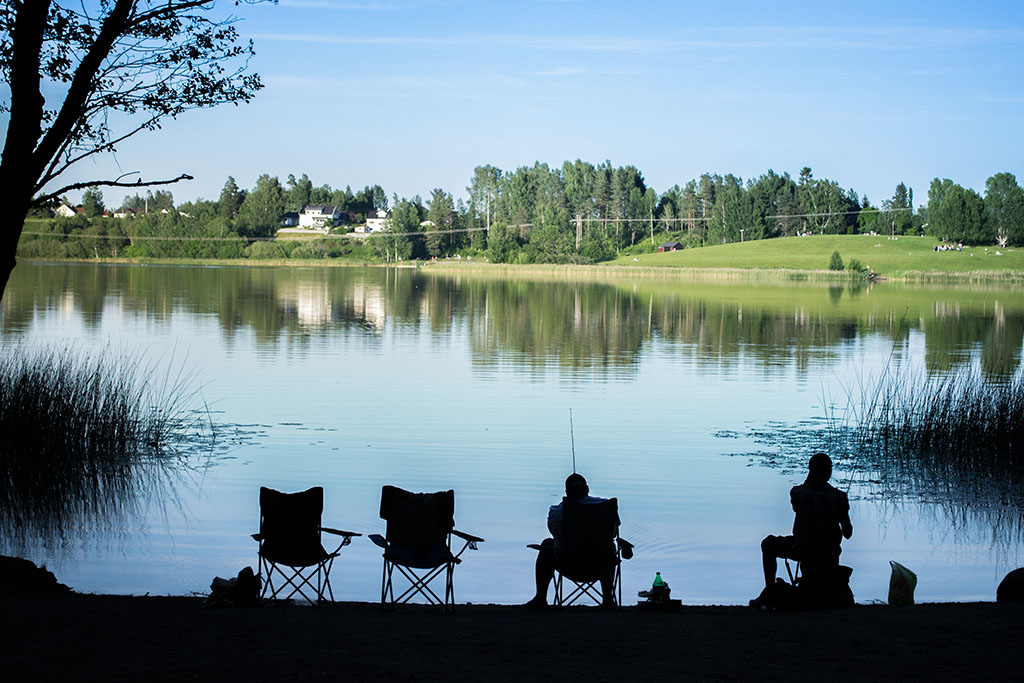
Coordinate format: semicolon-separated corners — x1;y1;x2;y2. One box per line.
526;473;629;608
755;452;853;607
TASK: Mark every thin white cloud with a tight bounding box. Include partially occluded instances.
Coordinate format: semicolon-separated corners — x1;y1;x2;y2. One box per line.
254;25;1024;53
264;70;533;92
536;66;584;77
981;94;1024;104
279;0;395;9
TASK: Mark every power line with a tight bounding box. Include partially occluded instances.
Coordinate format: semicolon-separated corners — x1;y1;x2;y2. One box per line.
22;206;915;243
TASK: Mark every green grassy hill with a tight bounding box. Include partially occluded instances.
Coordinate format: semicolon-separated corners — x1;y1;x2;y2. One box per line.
608;235;1023;277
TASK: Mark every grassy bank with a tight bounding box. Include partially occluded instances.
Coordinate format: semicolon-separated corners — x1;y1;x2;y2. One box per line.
606;234;1024;280
19;233;1024;283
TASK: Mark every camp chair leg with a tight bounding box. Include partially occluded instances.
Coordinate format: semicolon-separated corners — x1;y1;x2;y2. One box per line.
381;561;394;606
445;562;455;609
785;559;801;586
551;564;622;609
258;555;339;605
378;559;455;612
610;561;618;610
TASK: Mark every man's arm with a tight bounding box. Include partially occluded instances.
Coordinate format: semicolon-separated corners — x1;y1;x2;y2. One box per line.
841;508;853;539
839;492;853;539
547;503;562;540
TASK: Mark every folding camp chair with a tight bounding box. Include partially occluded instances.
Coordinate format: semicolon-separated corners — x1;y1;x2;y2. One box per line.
252;486;360;605
368;485;484;612
530;497;633;608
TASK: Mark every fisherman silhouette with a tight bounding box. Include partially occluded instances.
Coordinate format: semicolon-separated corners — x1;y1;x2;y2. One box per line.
526;473;630;608
753;452;854;609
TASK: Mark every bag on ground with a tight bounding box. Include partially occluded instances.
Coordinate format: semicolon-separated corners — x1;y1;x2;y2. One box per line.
888;560;917;606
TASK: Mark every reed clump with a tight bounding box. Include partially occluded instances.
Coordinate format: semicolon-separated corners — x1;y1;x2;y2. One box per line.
849;366;1024;506
0;346;203;550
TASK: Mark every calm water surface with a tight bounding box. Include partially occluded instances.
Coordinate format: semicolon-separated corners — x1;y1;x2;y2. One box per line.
2;262;1022;604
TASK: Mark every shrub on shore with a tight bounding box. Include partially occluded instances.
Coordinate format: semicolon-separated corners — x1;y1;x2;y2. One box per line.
829;250;844;270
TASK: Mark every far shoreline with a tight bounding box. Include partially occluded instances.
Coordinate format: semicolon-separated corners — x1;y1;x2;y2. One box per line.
20;256;1024;286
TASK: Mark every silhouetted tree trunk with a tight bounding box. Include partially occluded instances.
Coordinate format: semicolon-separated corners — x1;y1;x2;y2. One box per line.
0;0;264;300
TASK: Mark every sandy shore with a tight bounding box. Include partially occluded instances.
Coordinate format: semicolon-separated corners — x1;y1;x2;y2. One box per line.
2;589;1022;681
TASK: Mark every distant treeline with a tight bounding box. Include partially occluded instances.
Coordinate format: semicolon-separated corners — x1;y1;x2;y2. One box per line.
19;163;1024;264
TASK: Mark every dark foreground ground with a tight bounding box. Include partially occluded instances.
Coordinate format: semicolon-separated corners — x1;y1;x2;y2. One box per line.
2;589;1022;681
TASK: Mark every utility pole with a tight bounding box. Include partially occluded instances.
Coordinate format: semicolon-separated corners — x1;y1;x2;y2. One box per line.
576;214;582;251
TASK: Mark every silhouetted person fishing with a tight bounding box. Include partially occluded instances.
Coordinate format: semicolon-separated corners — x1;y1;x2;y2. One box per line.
753;452;854;609
526;473;631;608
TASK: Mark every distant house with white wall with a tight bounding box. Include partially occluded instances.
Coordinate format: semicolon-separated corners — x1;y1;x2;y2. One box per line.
281;211;300;227
359;208;392;233
55;204;78;217
299;205;340;230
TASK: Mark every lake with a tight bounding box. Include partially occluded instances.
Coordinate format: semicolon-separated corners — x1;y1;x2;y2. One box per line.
2;261;1022;605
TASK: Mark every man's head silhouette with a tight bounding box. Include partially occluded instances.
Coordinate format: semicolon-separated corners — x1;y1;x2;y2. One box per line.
808;452;833;483
565;473;589;500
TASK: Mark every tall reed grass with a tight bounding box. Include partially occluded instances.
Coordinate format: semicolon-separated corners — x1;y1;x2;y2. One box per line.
0;346;206;551
847;367;1022;486
825;364;1024;541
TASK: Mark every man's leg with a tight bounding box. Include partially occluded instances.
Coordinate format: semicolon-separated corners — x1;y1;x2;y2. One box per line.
528;538;556;606
599;569;615;607
761;535;799;589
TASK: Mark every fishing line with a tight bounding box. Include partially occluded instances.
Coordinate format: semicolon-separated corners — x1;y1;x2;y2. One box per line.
569;408;576;474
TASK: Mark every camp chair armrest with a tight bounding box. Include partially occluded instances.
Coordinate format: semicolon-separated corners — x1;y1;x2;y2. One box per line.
321;527;361;537
617;537;634;560
368;533;387;549
252;533;263;542
526;543;544;551
452;529;485;544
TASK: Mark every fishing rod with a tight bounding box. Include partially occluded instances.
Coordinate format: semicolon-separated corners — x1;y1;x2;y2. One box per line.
569;408;576;474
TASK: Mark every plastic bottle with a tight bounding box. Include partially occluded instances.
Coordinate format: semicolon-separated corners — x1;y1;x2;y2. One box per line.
653;572;665;588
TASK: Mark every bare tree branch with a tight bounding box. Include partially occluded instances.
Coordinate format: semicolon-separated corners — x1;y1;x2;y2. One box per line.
34;173;195;206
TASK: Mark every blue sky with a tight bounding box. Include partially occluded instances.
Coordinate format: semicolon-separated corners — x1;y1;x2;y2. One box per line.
51;0;1024;208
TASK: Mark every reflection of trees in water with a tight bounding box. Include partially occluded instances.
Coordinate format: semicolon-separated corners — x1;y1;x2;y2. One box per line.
4;264;1023;378
461;279;647;375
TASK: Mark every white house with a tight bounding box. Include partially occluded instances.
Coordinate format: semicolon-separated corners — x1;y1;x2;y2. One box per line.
281;211;300;227
299;205;341;230
55;204;78;217
362;208;392;233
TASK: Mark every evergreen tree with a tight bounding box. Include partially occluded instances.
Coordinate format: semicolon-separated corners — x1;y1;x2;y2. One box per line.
829;250;844;271
218;176;244;219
